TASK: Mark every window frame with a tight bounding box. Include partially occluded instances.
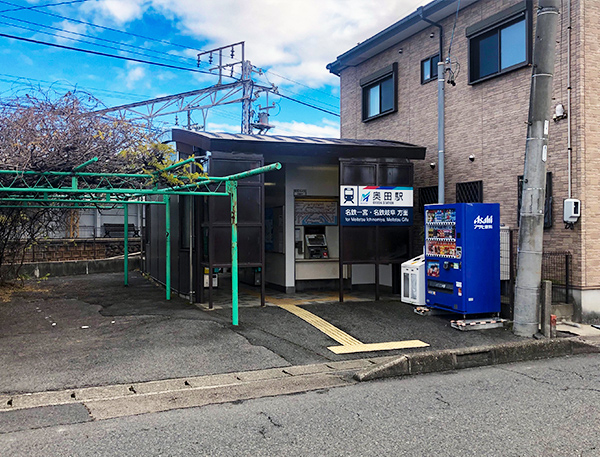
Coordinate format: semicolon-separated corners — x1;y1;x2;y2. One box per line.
421;54;440;84
360;63;398;122
456;180;484;203
418;185;439;213
467;1;532;85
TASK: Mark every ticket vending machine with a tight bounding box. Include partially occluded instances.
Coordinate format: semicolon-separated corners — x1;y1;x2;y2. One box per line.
424;203;500;315
304;233;329;259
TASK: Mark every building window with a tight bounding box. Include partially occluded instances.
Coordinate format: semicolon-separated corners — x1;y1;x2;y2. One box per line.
456;181;483;203
360;63;397;121
518;172;553;229
467;1;531;84
421;54;439;84
419;186;438;213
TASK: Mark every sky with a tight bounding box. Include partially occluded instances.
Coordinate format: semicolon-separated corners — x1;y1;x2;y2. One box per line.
0;0;431;138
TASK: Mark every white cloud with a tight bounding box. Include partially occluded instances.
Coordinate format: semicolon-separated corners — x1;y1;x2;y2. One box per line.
124;65;146;89
203;118;339;138
270;118;339;138
205;122;240;133
51;20;89;45
87;0;436;88
90;0;145;24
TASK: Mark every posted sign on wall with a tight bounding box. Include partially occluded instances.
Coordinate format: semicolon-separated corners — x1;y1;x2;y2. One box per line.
340;186;413;226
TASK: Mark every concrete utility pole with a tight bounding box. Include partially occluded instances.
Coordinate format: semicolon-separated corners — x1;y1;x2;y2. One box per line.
514;0;560;337
419;6;445;203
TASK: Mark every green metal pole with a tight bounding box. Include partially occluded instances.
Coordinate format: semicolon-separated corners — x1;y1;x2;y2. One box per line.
227;180;239;326
165;195;171;300
160;156;198;173
73;157;99;172
185;162;282;188
124;203;129;286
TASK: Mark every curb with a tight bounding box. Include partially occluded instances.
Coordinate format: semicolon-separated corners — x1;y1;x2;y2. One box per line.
354;337;600;382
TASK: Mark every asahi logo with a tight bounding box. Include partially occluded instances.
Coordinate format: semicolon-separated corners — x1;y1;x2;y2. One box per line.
474;214;493;229
474;215;493;225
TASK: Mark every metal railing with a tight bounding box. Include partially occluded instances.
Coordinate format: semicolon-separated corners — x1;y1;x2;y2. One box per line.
541;251;572;304
501;229;572;319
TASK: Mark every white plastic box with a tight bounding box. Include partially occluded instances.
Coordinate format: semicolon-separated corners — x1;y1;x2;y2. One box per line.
401;254;425;306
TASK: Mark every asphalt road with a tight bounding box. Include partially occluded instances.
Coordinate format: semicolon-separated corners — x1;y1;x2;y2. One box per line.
2;354;599;456
0;272;524;394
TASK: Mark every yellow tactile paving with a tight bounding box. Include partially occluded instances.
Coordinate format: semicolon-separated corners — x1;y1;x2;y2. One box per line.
328;340;430;355
278;304;363;346
238;288;430;354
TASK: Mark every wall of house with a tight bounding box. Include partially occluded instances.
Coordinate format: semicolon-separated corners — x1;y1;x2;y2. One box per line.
339;0;595;310
78;206;143;238
579;0;600;315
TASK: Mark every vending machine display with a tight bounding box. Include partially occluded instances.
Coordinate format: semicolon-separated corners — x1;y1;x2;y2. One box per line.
424;203;500;315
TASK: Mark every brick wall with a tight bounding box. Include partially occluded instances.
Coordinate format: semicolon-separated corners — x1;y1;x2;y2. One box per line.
338;0;593;288
19;238;142;263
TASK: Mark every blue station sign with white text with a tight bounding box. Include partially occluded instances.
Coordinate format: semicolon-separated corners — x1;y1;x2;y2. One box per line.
340;186;414;226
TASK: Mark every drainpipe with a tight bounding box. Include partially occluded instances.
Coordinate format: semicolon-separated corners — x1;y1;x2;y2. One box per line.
567;0;572;198
419;7;445;203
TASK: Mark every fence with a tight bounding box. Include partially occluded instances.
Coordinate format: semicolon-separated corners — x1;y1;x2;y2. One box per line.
541;251;572;305
501;228;572;318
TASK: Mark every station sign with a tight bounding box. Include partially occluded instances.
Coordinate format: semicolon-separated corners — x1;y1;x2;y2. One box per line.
340;185;413;226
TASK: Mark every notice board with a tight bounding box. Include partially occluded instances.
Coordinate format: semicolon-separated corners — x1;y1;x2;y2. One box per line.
294;199;338;226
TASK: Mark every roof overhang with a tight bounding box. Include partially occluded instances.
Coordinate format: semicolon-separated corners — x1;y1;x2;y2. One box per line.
170;129;426;162
327;0;479;76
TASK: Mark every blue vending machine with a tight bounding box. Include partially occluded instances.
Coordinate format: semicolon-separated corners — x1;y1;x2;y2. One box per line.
424;203;500;315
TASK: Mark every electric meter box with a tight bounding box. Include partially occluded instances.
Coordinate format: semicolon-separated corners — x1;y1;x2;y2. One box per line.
401;254;425;306
563;198;581;223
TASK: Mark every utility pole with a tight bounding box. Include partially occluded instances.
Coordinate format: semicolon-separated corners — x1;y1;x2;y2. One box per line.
419;6;445;203
514;0;560;337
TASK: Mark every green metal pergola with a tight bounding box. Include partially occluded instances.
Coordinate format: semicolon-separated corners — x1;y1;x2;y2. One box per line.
0;157;281;325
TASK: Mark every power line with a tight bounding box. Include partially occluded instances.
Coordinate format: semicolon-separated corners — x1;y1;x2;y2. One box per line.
0;0;205;53
254;71;339;113
0;32;232;78
274;92;339;117
0;19;201;69
0;0;91;14
0;14;198;66
0;33;339;119
0;72;155;100
259;67;340;101
264;83;339;111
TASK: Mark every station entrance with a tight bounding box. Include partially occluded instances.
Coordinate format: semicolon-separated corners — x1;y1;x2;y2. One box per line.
149;129;426;314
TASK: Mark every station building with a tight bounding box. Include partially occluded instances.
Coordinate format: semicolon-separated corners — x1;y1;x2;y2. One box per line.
143;129;425;307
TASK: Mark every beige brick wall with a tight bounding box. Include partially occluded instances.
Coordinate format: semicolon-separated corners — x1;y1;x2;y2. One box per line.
338;0;594;289
581;0;600;289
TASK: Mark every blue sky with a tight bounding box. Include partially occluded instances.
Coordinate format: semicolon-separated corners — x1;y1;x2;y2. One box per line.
0;0;429;138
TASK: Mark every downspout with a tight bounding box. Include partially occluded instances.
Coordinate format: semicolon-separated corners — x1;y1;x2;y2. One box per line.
419;7;445;203
567;0;572;198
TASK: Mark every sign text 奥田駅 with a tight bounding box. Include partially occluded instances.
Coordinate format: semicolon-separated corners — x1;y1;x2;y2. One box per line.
340;186;413;226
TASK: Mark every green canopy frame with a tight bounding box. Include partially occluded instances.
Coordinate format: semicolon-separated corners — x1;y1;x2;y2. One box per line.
0;157;281;325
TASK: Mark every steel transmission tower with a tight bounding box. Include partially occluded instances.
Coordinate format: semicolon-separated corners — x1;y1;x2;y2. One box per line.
94;42;273;134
